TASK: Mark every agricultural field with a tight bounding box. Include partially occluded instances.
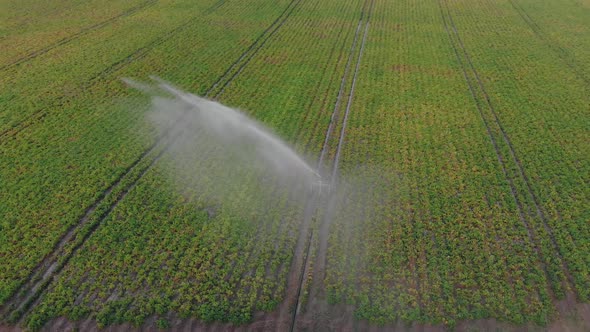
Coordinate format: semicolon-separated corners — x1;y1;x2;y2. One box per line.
0;0;588;330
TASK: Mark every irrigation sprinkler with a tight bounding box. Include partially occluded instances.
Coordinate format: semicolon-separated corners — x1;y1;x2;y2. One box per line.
311;179;331;196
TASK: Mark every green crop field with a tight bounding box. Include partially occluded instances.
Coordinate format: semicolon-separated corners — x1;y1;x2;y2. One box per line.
1;0;588;330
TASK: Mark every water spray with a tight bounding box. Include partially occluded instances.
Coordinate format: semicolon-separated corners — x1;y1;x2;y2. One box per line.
124;77;328;197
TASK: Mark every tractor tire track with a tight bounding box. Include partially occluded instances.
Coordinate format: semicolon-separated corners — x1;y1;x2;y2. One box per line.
282;2;367;327
160;0;307;298
261;0;358;316
444;0;575;292
0;15;203;143
1;0;301;142
229;18;337;300
507;0;590;86
275;10;362;321
298;5;352;150
314;0;373;297
439;0;574;297
3;130;181;325
438;0;550;294
0;0;303;325
289;0;374;330
287;11;366;332
205;0;228;15
0;122;179;321
175;11;322;311
252;1;363;326
0;0;158;72
206;0;304;98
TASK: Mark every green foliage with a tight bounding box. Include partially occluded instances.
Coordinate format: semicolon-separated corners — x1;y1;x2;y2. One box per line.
1;0;588;329
156;318;170;329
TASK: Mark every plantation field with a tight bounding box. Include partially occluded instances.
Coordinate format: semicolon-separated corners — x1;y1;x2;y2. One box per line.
1;0;589;330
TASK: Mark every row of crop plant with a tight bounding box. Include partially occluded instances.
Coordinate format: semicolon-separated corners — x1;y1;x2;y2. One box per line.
448;0;589;301
0;0;291;307
0;0;152;67
323;0;589;327
16;0;370;329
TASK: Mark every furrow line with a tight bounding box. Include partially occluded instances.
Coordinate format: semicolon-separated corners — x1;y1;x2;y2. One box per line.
329;3;371;183
5;128;181;324
0;14;202;143
288;8;366;329
193;0;326;288
507;0;590;86
204;0;228;15
318;0;373;295
0;118;178;319
439;0;573;300
3;1;299;323
188;5;308;267
289;0;374;330
443;0;576;293
205;0;303;97
228;27;337;301
0;0;158;72
438;0;549;292
211;0;305;97
263;0;363;327
310;0;373;302
298;6;351;148
316;19;364;171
